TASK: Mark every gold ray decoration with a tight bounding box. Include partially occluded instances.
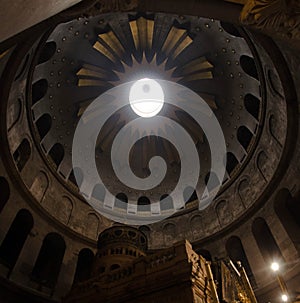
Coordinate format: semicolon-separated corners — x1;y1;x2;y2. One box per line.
78;14;218;137
162;27;187;57
179;57;214;81
113;53;180;85
98;31;125;59
172;35;193;59
130;17;154;52
78;78;108;87
77;63;112;88
93;41;117;63
77;64;108;79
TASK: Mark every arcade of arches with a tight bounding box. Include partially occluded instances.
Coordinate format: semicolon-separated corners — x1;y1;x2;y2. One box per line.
0;0;300;302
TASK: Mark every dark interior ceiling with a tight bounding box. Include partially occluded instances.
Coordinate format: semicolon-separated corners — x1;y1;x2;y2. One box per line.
29;13;263;208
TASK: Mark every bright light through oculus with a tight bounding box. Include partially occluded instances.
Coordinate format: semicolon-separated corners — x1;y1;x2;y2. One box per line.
129;78;164;118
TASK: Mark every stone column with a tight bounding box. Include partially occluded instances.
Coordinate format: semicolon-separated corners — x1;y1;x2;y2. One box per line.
53;241;80;300
9;228;44;286
241;226;270;288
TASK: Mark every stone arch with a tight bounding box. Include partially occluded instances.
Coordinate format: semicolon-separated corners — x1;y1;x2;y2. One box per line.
56;196;73;225
226;236;256;288
274;188;300;252
269;113;284;147
7;97;22;131
216;200;232;226
30;171;49;202
73;248;94;284
252;217;284;264
31;233;66;290
139;225;151;239
13;138;31;172
0;177;10;213
256;151;271;181
238;178;251;207
0;209;34;270
115;193;128;209
160;194;173;210
190;215;203;239
92;184;106;202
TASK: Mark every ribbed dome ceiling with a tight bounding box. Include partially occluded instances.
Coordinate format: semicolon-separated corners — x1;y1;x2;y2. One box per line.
29;12;264;211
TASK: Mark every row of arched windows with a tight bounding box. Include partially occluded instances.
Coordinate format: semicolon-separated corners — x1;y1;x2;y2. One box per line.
226;193;300;288
0;205;95;291
0;177;299;292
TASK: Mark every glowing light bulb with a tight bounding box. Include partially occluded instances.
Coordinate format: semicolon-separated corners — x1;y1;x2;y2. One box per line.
129;78;164;118
271;262;280;272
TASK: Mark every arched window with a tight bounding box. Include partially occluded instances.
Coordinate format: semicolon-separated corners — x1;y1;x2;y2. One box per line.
160;194;173;210
0;177;10;213
137;196;150;211
92;184;106;202
237;126;253;151
36;114;52;140
226;152;239;175
49;143;64;168
252;217;284;264
274;189;300;251
226;236;256;288
0;209;33;270
244;94;260;120
115;193;128;209
13;138;31;171
139;225;150;239
183;187;198;204
31;233;66;289
240;55;259;80
69;167;83;187
205;172;220;192
32;79;48;105
73;248;94;284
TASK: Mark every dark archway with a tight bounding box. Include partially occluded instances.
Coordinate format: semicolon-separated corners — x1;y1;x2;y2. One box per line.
237;126;253;151
205;172;220;192
183;186;198;204
274;189;300;252
0;177;10;213
226;236;256;288
115;193;128;209
73;248;94;284
252;217;284;264
0;209;33;270
138;196;150;211
13;138;31;171
160;194;173;210
31;233;66;289
49;143;64;168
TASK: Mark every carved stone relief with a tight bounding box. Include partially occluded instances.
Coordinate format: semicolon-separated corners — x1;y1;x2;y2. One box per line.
56;196;73;225
30;171;49;202
240;0;300;44
216;200;233;226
